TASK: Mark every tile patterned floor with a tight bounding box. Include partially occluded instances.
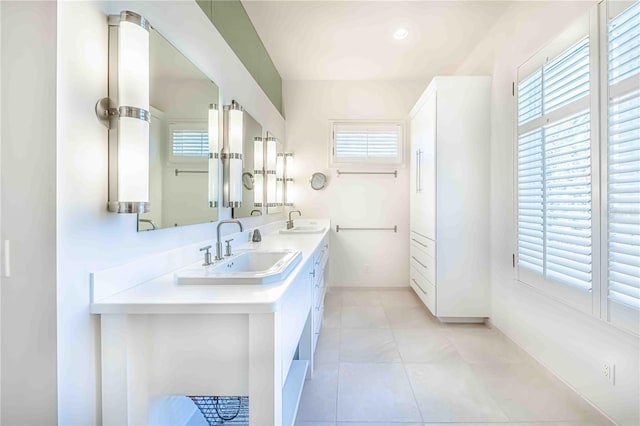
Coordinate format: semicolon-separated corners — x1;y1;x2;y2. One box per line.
295;288;612;426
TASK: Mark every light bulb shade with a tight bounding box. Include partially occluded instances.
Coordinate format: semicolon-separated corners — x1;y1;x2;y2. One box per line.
254;173;264;206
284;153;294;206
228;108;243;154
118;17;149;110
208;104;219;207
284;153;294;180
229;158;243;203
285;179;295;206
276;177;284;206
276;153;284;177
222;101;244;207
266;137;277;171
117;116;149;202
254;137;264;171
267;173;277;206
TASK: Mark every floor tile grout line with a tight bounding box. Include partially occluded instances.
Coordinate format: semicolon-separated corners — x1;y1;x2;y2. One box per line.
383;298;426;425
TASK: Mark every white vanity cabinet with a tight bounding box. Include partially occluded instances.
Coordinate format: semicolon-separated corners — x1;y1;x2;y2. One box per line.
311;234;330;353
409;76;491;320
91;222;331;426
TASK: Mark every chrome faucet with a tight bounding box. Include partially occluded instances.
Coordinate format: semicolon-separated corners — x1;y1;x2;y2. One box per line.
287;210;302;230
216;219;244;260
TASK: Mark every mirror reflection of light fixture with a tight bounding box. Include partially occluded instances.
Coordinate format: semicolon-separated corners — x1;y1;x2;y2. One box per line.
208;104;219;208
284;153;294;206
222;100;243;208
254;136;264;207
95;10;151;213
265;136;278;207
276;153;284;207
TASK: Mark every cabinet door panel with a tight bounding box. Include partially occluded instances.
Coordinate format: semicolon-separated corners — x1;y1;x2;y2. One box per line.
410;111;425;234
422;91;437;241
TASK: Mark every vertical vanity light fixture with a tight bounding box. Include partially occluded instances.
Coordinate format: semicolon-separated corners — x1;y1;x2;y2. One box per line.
223;100;244;207
284;153;294;206
96;11;151;213
254;136;264;207
208;104;219;208
265;136;278;207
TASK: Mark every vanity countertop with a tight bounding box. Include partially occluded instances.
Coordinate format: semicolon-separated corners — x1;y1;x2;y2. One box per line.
90;220;329;315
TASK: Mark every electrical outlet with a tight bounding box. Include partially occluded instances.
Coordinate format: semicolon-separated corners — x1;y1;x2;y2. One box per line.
363;264;370;274
603;362;615;385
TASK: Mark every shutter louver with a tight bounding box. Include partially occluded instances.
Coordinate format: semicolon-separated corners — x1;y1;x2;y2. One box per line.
172;129;209;157
517;34;593;291
607;2;640;309
608;2;640;86
517;129;544;273
334;124;401;162
544;111;592;290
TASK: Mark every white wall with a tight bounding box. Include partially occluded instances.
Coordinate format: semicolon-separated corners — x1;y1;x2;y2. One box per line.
455;2;640;424
283;80;424;287
56;1;285;424
1;2;58;424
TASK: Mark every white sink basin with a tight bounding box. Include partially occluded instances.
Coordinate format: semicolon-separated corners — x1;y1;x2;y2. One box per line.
175;249;302;285
279;225;326;234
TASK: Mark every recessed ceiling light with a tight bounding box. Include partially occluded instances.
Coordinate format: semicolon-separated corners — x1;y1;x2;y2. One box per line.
393;28;408;40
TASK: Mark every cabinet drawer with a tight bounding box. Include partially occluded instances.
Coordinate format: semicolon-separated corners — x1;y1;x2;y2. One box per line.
410;245;435;284
313;273;325;308
410;265;436;315
410;231;435;257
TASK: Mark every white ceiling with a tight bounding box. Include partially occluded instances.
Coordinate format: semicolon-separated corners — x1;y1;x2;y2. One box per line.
242;1;512;81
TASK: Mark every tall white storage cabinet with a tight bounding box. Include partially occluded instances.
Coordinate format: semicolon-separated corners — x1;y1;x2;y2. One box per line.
409;76;491;320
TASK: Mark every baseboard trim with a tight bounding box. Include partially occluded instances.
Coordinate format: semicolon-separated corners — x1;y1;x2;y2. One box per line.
486;319;617;425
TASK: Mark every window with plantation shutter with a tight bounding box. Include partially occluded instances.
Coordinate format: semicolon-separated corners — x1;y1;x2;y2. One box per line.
606;1;640;312
331;122;403;165
514;2;640;333
168;122;209;163
517;31;594;297
172;129;208;157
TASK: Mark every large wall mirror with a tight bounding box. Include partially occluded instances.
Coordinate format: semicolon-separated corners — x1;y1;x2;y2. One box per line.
232;111;263;219
138;28;220;231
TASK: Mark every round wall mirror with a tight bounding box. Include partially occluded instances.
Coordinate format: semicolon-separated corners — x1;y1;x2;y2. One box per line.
310;172;328;190
242;172;254;190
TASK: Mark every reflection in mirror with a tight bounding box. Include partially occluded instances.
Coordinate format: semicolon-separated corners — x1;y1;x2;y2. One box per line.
284;153;295;206
266;133;284;214
232;111;263;218
310;172;328;190
138;28;219;231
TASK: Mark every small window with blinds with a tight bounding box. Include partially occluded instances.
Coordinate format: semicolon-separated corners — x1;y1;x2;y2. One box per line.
516;34;594;293
607;1;640;311
168;122;209;163
331;122;403;165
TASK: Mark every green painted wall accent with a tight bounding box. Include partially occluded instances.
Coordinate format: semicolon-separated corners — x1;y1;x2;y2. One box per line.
197;0;283;115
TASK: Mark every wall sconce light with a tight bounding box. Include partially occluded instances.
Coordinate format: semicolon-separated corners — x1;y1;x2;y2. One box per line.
222;100;243;208
265;136;278;207
96;11;151;213
208;104;219;208
284;153;294;206
254;136;264;207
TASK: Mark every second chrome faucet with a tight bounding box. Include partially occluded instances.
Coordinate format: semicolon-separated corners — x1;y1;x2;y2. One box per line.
216;219;244;260
287;210;302;230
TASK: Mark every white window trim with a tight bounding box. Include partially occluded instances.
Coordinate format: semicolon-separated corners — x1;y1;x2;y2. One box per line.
167;119;209;165
328;119;406;168
513;2;640;336
598;0;640;335
514;9;600;315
